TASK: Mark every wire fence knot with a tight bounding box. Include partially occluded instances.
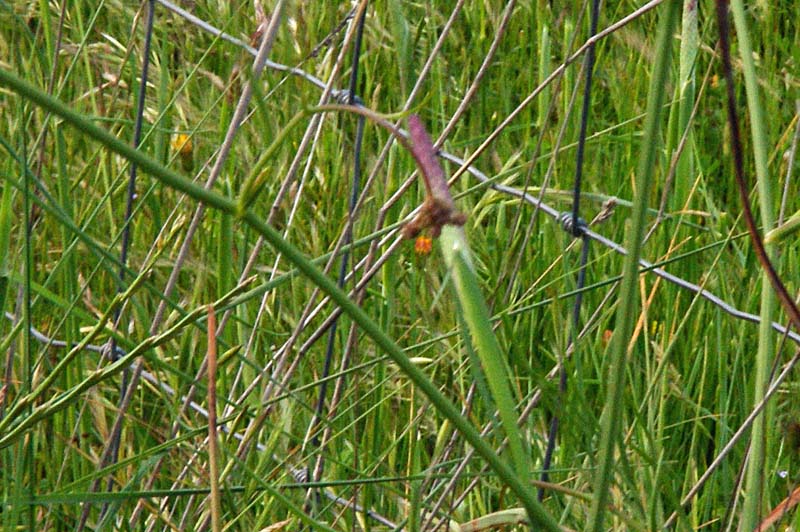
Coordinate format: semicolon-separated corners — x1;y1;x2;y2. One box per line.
331;89;363;105
558;211;588;237
102;341;126;362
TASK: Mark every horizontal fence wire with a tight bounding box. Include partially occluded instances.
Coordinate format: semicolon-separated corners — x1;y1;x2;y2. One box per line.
151;0;800;344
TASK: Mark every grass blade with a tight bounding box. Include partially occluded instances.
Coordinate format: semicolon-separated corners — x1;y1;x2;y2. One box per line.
727;1;777;527
587;3;680;529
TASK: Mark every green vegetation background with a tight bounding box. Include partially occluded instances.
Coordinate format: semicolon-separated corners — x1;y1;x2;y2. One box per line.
1;0;798;530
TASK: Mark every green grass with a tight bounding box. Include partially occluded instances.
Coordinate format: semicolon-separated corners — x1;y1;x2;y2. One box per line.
1;1;799;530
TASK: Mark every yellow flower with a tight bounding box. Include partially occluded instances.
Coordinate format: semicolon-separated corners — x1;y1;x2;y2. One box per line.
171;133;194;171
171;133;192;155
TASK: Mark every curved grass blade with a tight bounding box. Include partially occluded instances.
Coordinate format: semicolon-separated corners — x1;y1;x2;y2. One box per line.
406;115;531;482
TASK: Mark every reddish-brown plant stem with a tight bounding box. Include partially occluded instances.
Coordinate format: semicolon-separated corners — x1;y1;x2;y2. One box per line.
716;0;800;332
402;115;467;239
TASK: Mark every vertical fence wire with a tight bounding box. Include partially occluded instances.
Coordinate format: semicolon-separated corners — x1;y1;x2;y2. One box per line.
76;2;156;529
305;1;369;514
538;0;600;500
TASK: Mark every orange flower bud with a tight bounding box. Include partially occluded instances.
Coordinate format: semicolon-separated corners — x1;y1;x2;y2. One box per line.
414;235;433;256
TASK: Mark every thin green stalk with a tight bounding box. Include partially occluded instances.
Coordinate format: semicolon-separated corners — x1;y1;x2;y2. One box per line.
0;179;13;317
587;3;680;530
0;68;561;532
538;24;551;129
730;0;776;528
765;210;800;244
21;94;36;532
237;109;309;212
673;0;698;213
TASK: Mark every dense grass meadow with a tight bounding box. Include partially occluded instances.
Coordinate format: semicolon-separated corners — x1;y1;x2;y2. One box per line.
2;0;800;529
